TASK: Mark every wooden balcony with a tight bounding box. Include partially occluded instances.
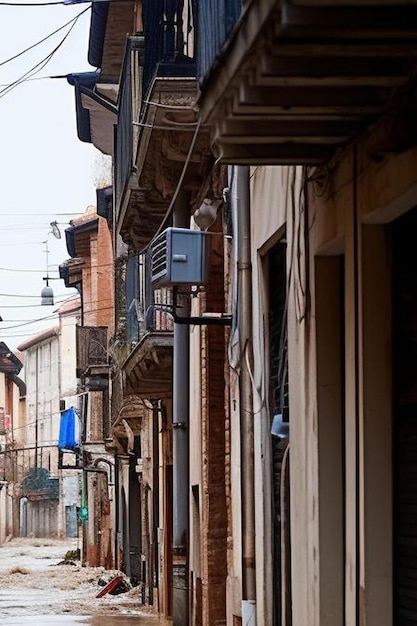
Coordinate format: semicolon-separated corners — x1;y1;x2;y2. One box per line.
76;325;108;379
198;0;417;165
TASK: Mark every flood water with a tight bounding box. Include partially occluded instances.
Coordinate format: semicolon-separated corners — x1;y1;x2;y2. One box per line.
0;538;162;625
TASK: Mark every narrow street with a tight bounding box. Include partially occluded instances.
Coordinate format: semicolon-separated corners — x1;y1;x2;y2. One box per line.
0;538;161;625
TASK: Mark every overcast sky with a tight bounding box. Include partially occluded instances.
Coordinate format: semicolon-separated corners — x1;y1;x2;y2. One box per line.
0;0;104;352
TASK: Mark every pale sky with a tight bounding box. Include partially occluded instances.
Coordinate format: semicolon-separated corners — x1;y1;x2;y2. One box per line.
0;0;104;352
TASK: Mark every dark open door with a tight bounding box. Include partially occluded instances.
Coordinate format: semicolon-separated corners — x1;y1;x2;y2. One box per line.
392;207;417;624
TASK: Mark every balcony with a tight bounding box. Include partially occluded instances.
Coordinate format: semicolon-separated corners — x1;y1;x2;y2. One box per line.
115;1;212;251
75;325;109;393
196;0;242;82
113;255;173;401
198;0;417;165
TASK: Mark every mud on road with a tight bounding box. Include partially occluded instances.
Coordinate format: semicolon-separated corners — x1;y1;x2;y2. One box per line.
0;538;160;625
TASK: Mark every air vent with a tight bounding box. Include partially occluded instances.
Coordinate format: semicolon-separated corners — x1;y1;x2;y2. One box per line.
150;228;208;287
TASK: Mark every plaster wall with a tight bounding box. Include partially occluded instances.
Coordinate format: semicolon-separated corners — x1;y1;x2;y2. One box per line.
0;373;5;408
59;310;79;399
247;136;408;625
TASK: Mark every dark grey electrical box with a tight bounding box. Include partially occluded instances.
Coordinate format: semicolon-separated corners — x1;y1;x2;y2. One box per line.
151;227;208;287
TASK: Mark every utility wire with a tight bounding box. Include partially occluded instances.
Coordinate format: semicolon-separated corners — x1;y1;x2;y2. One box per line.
1;313;60;329
0;75;69;85
0;266;61;272
1;213;83;216
0;9;85;100
0;0;132;5
0;292;72;298
0;0;71;4
0;295;79;308
0;6;89;68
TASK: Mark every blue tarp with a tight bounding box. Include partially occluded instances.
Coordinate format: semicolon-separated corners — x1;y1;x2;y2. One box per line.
58;407;80;451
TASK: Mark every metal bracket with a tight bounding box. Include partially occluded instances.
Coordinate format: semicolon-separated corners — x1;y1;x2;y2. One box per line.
58;449;83;470
151;287;232;326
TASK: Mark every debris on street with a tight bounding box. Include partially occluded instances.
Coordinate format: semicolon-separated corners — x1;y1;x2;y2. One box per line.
0;538;158;621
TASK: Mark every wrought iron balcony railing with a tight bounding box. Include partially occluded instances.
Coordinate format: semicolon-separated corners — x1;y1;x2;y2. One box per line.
115;254;173;348
114;2;199;227
197;0;242;83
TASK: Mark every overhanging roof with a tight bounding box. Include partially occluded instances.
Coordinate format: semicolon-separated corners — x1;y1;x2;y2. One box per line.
67;72;117;155
198;0;417;164
65;218;99;258
0;342;22;375
88;0;135;79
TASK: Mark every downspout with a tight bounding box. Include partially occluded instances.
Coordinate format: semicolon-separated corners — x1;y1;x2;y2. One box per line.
35;349;39;477
172;191;190;625
230;165;257;623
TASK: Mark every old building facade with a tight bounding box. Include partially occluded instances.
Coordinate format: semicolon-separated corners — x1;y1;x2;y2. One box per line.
17;297;81;538
0;343;25;542
65;2;417;626
60;206;116;568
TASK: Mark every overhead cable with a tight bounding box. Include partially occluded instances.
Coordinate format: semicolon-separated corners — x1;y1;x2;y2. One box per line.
0;6;89;69
0;8;85;100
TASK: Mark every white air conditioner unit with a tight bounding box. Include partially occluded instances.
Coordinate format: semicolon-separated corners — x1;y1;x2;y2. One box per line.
150;227;208;287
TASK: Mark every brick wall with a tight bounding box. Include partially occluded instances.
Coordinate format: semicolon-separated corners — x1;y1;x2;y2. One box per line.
200;226;228;626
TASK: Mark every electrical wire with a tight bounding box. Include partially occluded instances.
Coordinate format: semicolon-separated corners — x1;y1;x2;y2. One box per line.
0;298;75;308
0;292;69;298
144;100;197;111
138;119;216;256
132;121;198;132
1;213;83;216
0;6;89;69
1;313;60;329
0;75;58;85
0;0;70;4
0;0;134;5
0;266;59;273
0;9;85;100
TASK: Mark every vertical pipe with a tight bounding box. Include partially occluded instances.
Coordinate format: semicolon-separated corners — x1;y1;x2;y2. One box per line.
231;166;257;617
172;192;190;625
35;349;39;477
353;146;361;626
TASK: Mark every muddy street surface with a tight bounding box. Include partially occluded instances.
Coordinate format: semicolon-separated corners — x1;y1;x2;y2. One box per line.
0;538;161;625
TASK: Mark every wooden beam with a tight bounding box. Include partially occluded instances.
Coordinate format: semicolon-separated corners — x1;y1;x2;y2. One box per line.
235;83;389;114
291;1;417;5
255;55;414;88
270;43;417;58
281;2;417;31
214;118;363;144
216;142;334;165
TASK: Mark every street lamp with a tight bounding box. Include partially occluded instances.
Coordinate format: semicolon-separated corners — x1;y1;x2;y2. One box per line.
40;223;65;305
40;281;54;306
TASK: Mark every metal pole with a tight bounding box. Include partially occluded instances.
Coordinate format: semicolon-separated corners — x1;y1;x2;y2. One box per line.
172;191;190;625
231;166;257;618
35;349;39;477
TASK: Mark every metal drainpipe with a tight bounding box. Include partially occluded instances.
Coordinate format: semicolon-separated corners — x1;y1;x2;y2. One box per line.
231;165;257;623
172;191;190;625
